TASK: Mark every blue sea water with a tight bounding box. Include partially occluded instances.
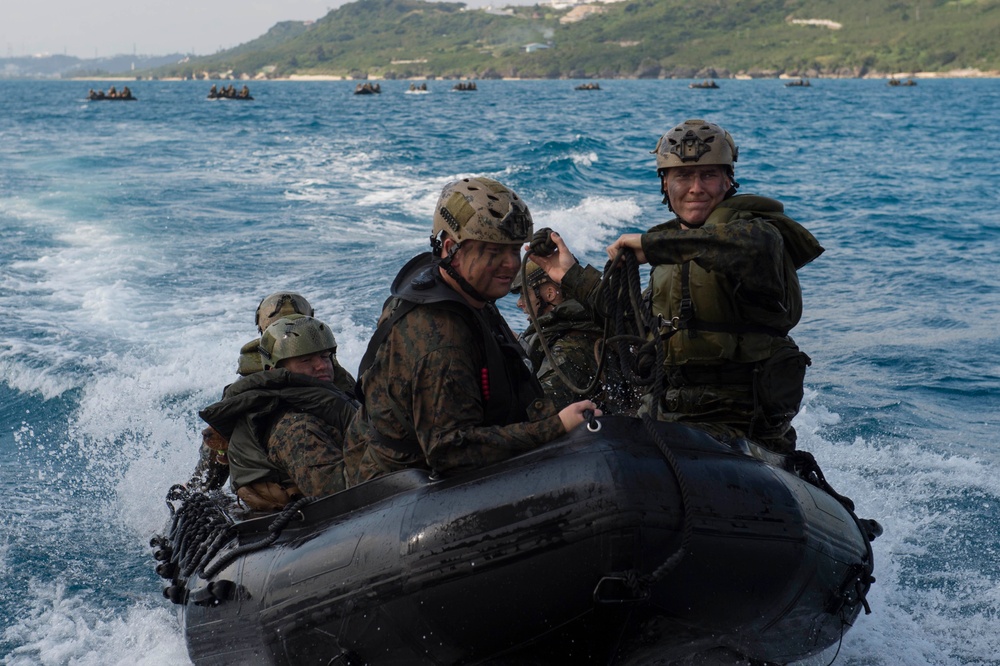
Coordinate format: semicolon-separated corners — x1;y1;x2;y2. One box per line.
0;77;998;665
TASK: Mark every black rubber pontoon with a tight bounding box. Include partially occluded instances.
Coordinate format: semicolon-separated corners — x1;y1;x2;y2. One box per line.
153;416;876;665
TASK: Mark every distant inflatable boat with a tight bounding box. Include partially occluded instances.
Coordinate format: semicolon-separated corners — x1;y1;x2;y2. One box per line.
689;80;719;89
153;416;878;665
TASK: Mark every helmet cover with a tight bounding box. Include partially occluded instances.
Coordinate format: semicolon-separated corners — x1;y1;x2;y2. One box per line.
432;177;533;246
653;119;738;171
255;292;315;333
258;314;337;370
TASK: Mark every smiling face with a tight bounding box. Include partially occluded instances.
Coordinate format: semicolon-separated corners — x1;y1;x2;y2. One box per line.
445;238;522;303
662;164;731;227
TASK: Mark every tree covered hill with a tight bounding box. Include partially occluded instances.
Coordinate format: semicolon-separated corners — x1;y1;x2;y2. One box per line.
145;0;1000;80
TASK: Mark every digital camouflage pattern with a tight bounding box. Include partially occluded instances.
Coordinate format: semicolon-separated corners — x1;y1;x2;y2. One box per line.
561;194;822;453
343;303;563;486
266;410;349;497
199;369;357;505
519;299;638;415
186;426;231;492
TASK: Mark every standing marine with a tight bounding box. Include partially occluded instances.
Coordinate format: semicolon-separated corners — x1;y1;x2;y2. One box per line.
531;119;824;453
343;176;599;486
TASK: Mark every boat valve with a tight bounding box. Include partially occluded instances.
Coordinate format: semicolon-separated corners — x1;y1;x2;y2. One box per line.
583;409;602;432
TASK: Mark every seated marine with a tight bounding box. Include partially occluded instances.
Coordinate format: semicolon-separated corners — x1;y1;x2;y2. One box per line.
343;176;599;487
187;291;356;492
200;315;359;511
513;260;637;415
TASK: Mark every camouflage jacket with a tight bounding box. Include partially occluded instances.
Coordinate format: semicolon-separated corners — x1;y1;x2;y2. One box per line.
519;299;604;410
199;368;358;497
343;254;563;486
563;195;822;365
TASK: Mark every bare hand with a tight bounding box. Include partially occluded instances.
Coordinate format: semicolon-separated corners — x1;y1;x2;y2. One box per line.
558;400;602;432
526;231;577;285
606;233;646;264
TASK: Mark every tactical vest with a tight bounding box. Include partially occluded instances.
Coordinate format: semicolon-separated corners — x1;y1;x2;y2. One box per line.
357;253;544;437
648;195;823;366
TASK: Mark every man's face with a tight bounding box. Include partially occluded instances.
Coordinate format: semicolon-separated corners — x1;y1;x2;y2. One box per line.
450;240;521;301
516;281;558;321
663;165;731;227
279;351;335;382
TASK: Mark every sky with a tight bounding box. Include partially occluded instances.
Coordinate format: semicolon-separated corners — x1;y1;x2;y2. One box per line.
0;0;531;60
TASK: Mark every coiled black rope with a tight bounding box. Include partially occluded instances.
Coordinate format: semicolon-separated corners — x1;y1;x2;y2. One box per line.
154;489;315;593
598;249;695;593
201;496;314;579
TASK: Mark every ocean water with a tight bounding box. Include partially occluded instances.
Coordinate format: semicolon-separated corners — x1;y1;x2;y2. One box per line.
0;77;998;665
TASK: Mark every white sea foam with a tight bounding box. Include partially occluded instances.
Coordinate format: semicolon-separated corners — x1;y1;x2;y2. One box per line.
533;195;644;262
793;390;1000;664
1;582;190;666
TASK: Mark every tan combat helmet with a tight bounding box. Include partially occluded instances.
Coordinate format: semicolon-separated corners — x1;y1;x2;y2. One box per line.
652;119;738;172
431;177;533;247
255;292;315;334
258;315;337;370
510;259;550;295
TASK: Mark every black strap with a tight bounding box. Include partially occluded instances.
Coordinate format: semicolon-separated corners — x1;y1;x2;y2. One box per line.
354;298;415;405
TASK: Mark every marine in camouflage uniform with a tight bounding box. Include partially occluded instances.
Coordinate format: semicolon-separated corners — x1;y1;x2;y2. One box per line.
187;291;355;492
343;177;599;486
532;120;823;453
513;261;638;414
199;316;358;510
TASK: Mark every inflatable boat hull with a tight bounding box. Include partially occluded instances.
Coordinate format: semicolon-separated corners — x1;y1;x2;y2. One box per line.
158;417;874;665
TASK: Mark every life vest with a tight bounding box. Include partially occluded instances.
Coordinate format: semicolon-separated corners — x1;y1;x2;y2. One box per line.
648;195;823;366
356;253;544;434
199;369;357;491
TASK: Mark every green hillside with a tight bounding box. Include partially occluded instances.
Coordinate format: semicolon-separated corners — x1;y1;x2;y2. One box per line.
146;0;1000;79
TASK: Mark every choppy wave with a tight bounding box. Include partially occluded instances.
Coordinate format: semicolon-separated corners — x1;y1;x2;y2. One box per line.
1;79;999;665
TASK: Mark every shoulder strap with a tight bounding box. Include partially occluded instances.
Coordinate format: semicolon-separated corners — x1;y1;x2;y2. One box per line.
354;298;417;405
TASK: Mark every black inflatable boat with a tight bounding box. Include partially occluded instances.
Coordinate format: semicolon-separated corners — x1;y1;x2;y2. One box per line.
152;416;877;665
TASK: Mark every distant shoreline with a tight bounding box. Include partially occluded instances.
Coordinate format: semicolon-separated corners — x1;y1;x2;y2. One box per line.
61;67;1000;82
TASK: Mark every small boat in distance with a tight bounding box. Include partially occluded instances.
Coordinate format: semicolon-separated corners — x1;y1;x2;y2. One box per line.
785;78;811;87
207;84;254;100
87;86;136;101
575;82;601;90
689;79;719;89
353;82;381;95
